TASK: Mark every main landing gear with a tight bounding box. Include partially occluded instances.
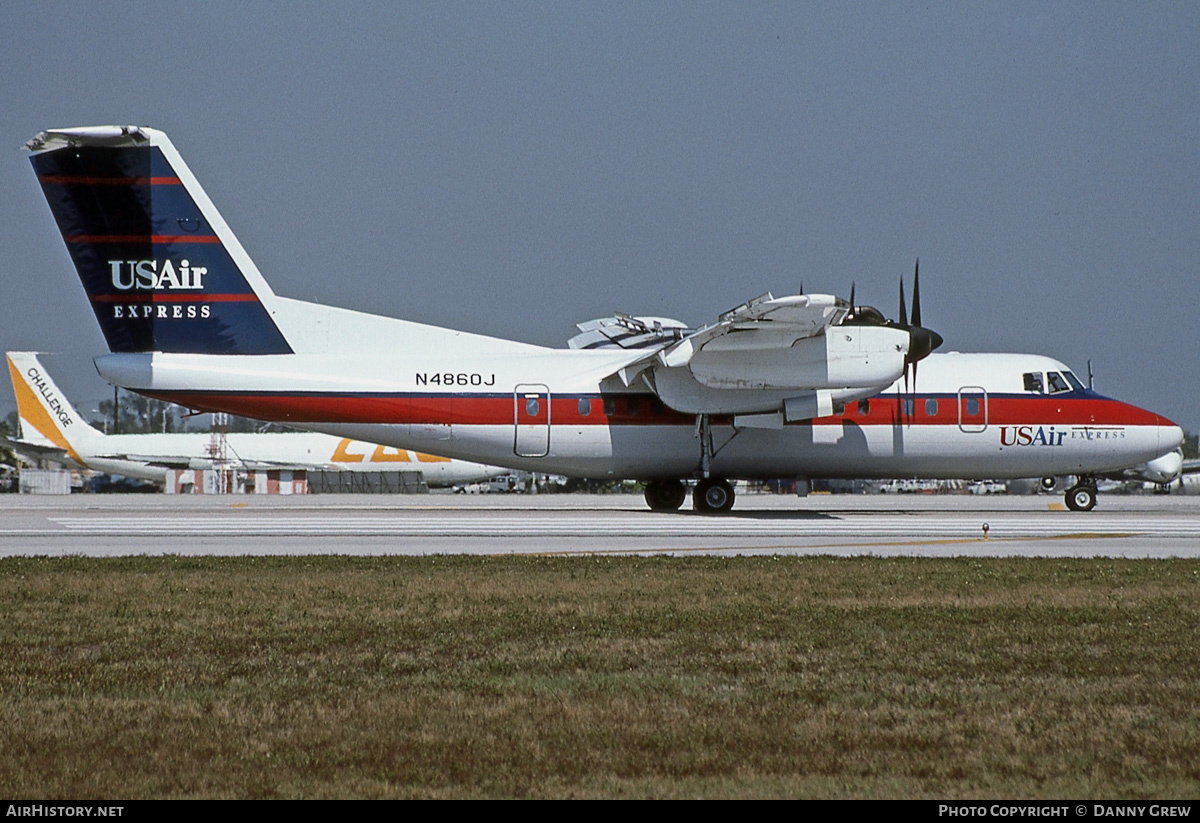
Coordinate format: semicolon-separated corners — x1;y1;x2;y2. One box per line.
1064;479;1098;512
642;414;739;514
642;478;737;513
644;479;687;511
693;478;735;513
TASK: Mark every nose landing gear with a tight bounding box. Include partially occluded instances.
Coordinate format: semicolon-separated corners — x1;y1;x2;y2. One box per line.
1064;480;1098;512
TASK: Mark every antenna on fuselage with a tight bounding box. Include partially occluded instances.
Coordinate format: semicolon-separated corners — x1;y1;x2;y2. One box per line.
1087;359;1094;390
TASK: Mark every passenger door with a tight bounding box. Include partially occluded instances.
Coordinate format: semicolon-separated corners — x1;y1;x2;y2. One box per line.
957;386;988;433
514;384;550;457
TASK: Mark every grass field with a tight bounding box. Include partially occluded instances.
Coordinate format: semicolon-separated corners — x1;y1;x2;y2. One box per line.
1;555;1198;799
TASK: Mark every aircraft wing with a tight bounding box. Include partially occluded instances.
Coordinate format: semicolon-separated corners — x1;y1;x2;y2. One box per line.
607;293;849;386
2;438;69;462
116;453;325;472
116;454;199;469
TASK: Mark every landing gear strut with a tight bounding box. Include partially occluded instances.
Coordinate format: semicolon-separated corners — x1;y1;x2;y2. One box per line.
1064;480;1097;512
693;478;735;513
687;413;737;513
644;479;687;511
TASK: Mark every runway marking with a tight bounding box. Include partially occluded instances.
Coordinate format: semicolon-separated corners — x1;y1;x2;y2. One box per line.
2;500;1197;557
27;514;1199;540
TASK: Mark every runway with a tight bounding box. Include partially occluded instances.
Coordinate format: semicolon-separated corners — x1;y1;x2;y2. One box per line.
3;492;1200;557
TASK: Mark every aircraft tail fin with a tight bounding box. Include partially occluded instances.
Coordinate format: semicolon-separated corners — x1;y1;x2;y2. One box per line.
6;352;101;463
25;126;293;355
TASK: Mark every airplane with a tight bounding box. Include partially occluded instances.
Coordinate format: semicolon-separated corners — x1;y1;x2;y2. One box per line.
22;125;1184;513
4;351;508;489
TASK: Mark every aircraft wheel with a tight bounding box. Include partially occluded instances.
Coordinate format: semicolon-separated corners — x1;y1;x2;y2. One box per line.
1064;484;1097;512
693;478;735;514
644;480;687;511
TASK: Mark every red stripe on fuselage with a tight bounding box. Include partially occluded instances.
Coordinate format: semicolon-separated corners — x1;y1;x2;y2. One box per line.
841;395;1167;427
144;392;1170;429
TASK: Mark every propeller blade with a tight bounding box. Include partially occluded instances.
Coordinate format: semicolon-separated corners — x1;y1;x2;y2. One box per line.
911;258;921;328
849;282;856;314
900;258;940;399
900;258;942;370
898;279;908;327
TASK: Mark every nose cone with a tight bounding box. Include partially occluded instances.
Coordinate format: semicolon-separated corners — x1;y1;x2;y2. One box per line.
906;327;944;365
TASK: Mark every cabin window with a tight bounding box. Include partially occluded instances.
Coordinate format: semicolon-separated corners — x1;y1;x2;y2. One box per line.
857;398;870;416
925;398;938;416
603;398;616;417
525;398;540;417
903;398;915;417
1023;372;1044;393
966;398;980;416
1047;372;1071;394
578;398;591;416
627;397;640;417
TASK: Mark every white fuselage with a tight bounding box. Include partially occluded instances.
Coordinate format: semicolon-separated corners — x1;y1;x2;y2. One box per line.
35;430;508;486
95;343;1181;483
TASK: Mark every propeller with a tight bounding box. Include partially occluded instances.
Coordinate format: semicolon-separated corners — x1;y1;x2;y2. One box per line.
892;258;944;407
842;260;943;365
840;259;944;413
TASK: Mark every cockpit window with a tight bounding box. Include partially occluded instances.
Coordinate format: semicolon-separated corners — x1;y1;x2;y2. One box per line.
1062;371;1085;391
1047;372;1071;394
1023;372;1044;393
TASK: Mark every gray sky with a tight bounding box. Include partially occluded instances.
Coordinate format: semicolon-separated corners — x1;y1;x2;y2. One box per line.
2;2;1197;427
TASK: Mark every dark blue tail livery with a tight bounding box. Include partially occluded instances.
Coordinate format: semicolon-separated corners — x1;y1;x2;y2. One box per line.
27;127;292;355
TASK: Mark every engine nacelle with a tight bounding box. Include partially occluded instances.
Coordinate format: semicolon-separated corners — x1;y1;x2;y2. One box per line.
684;325;908;391
650;365;883;417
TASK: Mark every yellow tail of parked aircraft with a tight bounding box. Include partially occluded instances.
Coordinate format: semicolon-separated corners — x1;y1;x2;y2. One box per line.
5;352;508;487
